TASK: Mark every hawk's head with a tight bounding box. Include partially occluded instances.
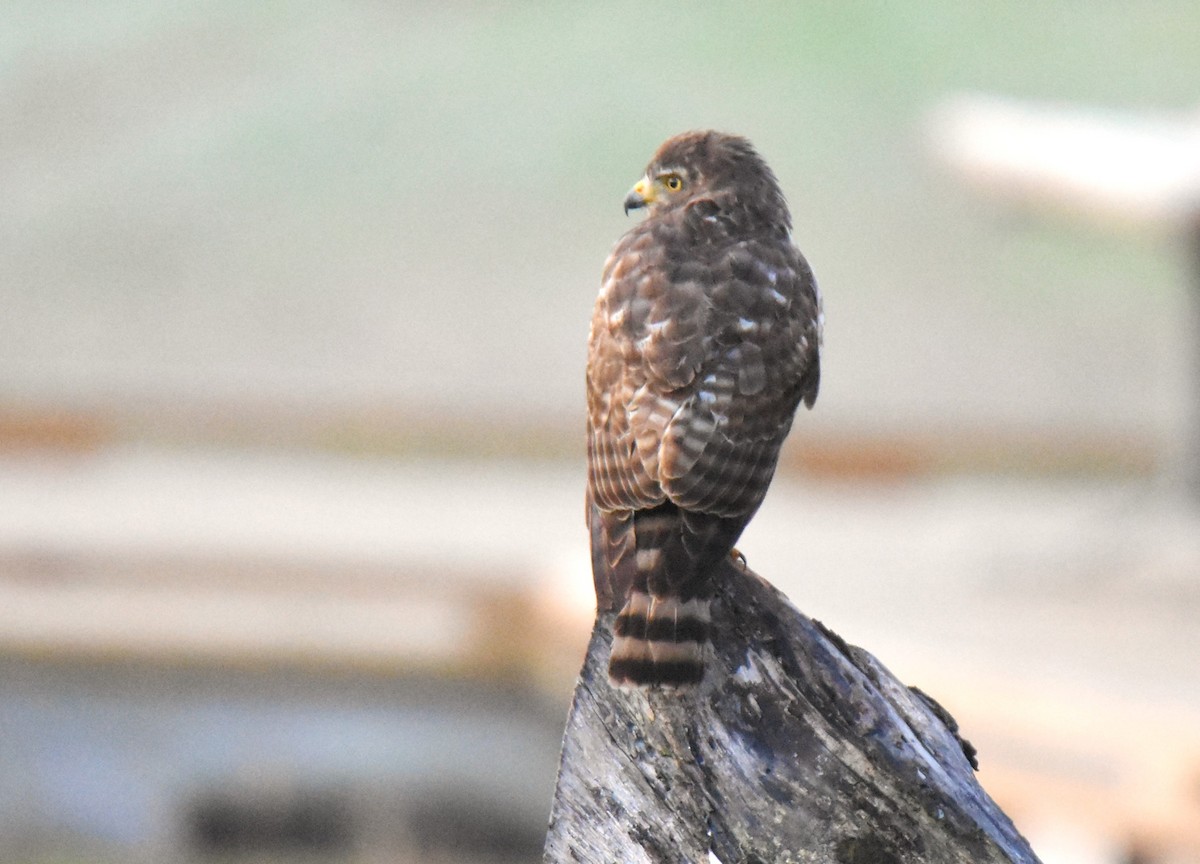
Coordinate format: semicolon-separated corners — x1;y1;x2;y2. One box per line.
623;130;790;233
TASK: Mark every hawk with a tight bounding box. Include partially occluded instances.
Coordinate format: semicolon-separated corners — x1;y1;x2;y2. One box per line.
586;130;822;688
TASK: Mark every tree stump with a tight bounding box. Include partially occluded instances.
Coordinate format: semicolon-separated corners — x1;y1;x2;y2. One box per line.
543;560;1041;864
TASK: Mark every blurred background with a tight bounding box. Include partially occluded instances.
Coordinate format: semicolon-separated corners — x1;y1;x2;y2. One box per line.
2;2;1199;863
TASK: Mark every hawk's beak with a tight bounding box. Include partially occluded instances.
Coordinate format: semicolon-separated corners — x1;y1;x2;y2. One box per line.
623;177;653;215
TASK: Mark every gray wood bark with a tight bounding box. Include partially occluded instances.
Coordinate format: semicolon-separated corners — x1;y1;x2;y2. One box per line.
543;561;1042;864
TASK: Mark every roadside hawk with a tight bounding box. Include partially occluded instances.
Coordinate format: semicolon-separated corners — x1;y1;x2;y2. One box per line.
586;130;822;687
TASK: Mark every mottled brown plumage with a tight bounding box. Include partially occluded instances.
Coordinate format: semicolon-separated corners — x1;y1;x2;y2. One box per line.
587;131;822;687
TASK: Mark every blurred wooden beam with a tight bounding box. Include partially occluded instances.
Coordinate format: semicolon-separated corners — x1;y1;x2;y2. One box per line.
929;93;1200;495
0;405;110;453
928;93;1200;229
0;395;1163;480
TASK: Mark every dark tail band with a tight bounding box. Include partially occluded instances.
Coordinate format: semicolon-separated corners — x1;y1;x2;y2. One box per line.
608;590;710;688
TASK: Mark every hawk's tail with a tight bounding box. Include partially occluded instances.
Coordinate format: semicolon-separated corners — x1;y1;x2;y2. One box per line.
609;590;710;688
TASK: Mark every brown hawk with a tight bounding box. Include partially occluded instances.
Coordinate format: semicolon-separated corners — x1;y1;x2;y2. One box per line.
586;131;822;688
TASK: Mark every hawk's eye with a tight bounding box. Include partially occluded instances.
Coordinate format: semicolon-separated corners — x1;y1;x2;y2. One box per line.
663;174;683;191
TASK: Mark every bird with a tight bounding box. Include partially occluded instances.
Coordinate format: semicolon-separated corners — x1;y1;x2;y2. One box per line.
586;130;823;688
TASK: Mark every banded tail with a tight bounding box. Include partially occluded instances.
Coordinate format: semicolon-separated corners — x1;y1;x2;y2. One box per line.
609;590;711;688
594;502;743;689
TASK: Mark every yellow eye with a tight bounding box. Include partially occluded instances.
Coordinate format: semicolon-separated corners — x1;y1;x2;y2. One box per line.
663;174;683;191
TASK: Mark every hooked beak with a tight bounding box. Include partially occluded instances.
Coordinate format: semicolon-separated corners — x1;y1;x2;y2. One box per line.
623;177;653;215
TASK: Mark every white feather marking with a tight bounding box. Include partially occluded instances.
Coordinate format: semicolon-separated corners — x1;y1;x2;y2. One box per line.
635;548;662;570
648;399;680;425
651;596;711;623
754;260;780;285
611;635;651;662
646;640;703;664
625;590;651;617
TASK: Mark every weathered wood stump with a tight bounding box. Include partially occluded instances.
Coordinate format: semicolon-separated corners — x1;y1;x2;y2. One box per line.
544;560;1041;863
